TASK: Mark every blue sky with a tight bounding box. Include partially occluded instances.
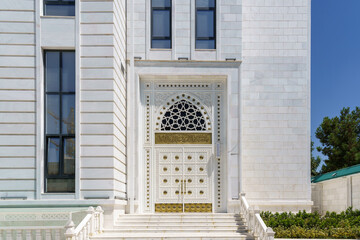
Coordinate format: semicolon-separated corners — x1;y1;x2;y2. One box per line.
311;0;360;159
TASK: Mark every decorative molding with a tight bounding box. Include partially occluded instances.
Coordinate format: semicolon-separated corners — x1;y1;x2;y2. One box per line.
155;133;212;145
142;79;225;213
155;83;212;90
145;94;151;143
155;203;212;213
1;213;69;222
155;93;212;130
135;60;241;68
160;99;207;131
216;94;222;210
184;203;212;213
155;203;182;213
145;148;151;211
191;92;212;108
154;92;176;107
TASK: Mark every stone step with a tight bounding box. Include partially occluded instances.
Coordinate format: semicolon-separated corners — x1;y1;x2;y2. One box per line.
92;213;253;240
119;214;240;219
115;222;243;227
90;230;254;240
101;229;245;233
116;219;241;223
117;216;241;219
117;216;242;221
90;232;255;240
117;213;237;216
113;225;242;230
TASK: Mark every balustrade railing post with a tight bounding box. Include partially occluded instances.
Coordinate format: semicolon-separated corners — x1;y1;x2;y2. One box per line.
86;206;95;235
248;207;255;234
64;220;75;240
82;225;87;240
6;229;12;240
54;229;61;240
253;206;260;237
78;230;83;240
239;192;246;217
45;229;51;240
266;227;275;240
35;229;41;240
95;212;99;231
25;229;32;240
95;206;104;233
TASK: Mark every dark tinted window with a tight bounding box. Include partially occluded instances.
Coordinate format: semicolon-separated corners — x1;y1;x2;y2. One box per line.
46;95;60;134
62;52;75;92
44;50;75;193
152;0;171;7
196;0;216;49
151;0;172;48
196;0;215;8
47;138;60;175
44;0;75;16
62;94;75;134
45;52;60;92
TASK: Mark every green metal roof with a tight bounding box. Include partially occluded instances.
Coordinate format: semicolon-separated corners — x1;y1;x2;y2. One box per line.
311;164;360;183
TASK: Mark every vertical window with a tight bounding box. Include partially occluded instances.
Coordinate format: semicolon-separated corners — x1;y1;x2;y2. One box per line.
151;0;172;49
44;0;75;16
45;51;75;193
196;0;216;49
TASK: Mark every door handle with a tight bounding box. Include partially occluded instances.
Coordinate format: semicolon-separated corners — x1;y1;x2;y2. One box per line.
180;180;184;195
184;180;187;194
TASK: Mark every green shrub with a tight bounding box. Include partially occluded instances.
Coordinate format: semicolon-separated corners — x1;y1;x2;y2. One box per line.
260;207;360;239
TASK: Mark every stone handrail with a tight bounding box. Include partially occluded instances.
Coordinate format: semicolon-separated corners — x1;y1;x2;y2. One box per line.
0;208;87;240
65;206;104;240
0;226;65;239
239;193;275;240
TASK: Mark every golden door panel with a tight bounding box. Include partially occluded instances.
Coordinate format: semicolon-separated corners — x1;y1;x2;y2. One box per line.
155;147;212;212
155;203;212;213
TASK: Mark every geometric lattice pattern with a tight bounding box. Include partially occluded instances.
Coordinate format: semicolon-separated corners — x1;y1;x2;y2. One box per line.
161;100;206;131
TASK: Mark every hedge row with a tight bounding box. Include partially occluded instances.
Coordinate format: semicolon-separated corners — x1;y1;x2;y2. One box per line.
260;208;360;239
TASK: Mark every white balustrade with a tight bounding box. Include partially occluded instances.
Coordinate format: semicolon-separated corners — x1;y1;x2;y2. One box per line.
64;206;104;240
0;227;63;240
0;206;103;240
239;193;275;240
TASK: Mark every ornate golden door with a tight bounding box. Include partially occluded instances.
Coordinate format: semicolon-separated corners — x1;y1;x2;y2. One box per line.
142;80;226;213
155;147;212;213
153;97;213;213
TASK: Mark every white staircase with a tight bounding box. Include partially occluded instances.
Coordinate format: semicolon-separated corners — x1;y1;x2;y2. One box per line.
91;213;255;240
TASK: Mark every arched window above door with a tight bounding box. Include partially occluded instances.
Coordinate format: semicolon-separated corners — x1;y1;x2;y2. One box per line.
161;99;207;131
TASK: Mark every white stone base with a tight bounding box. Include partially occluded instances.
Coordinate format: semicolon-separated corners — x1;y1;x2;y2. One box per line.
249;200;313;213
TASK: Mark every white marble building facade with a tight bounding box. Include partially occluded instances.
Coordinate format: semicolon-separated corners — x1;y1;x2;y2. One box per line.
0;0;312;222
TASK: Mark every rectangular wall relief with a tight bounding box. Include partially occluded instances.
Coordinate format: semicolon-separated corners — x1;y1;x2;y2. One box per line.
155;133;212;144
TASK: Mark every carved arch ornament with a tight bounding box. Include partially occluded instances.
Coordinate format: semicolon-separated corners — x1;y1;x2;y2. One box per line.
155;93;212;132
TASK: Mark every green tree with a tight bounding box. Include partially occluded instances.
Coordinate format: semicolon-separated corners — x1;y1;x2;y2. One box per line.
315;107;360;173
311;141;322;176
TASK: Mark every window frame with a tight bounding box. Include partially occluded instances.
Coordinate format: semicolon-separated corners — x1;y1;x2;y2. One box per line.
44;50;76;193
43;0;75;16
195;0;216;50
151;0;172;49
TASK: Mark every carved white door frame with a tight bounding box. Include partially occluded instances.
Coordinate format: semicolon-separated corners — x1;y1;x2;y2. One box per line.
141;78;227;213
